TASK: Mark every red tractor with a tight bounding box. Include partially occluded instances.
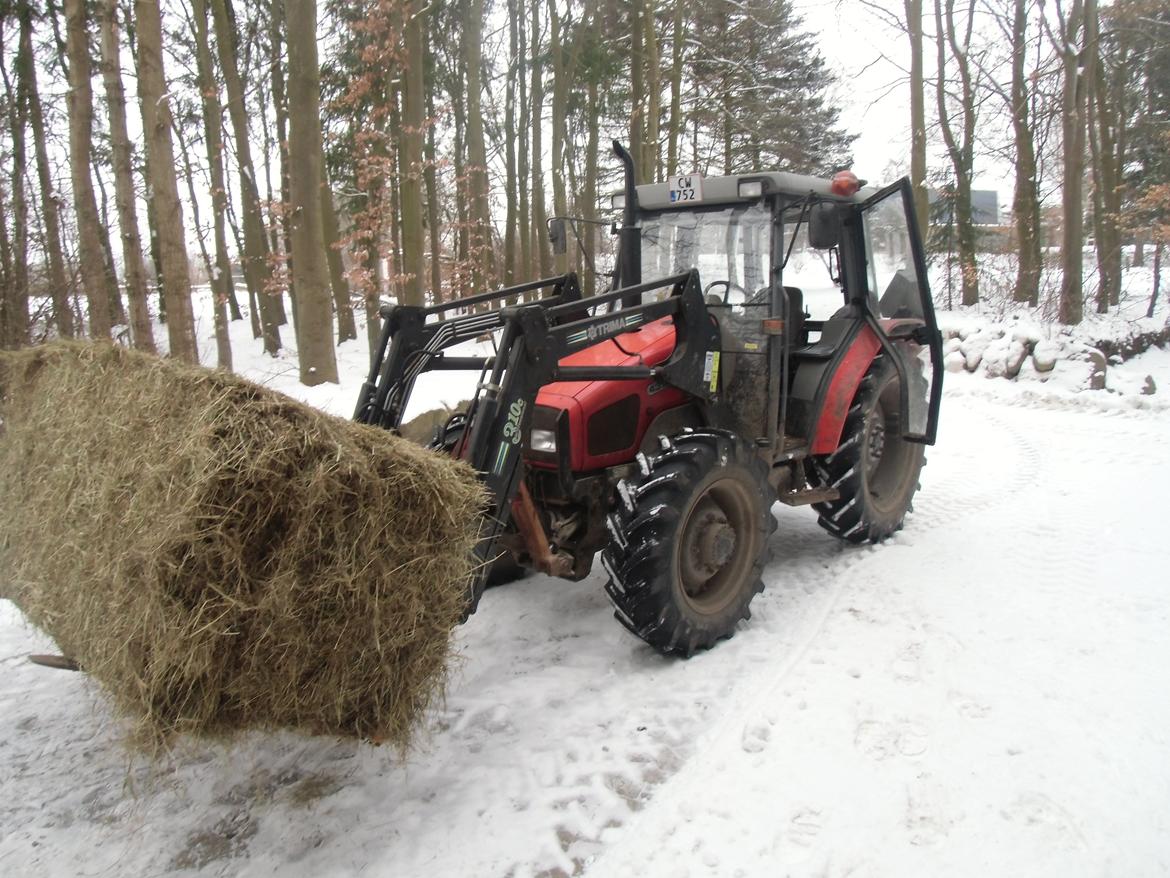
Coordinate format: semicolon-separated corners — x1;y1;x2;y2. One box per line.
355;143;942;657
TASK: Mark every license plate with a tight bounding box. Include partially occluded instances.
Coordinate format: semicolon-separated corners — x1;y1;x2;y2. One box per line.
669;174;703;204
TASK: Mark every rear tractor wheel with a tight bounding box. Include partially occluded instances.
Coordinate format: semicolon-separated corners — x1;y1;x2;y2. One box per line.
602;430;775;657
810;353;925;543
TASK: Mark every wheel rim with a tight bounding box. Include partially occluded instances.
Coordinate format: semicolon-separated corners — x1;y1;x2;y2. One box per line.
865;378;919;515
676;476;760;615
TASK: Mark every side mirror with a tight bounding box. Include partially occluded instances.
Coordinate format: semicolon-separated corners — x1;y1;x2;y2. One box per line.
549;218;567;255
808;203;841;250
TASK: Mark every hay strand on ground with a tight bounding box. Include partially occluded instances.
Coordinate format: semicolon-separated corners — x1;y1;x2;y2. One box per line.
0;342;484;749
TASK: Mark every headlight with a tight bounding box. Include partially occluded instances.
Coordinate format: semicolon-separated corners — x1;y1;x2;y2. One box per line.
530;428;557;453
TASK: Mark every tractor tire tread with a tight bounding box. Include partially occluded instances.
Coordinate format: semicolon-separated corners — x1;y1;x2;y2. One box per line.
603;430;775;657
810;353;925;544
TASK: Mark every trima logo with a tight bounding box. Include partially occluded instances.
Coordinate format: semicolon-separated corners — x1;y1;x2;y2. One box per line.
588;317;628;342
566;313;644;347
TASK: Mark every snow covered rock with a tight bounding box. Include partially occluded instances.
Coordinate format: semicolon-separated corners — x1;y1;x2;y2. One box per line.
1085;348;1108;390
983;334;1029;379
1032;339;1061;373
944;350;967;373
960;329;1000;372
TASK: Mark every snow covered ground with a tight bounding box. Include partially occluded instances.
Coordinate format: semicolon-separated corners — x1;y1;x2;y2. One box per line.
2;294;1169;877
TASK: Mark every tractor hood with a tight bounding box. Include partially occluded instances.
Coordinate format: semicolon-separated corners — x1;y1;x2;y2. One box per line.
531;317;688;472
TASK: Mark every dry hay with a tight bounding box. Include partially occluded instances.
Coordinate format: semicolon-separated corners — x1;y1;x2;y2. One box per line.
0;342;485;749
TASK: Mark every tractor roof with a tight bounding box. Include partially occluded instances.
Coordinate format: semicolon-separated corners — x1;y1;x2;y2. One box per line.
632;171;873;211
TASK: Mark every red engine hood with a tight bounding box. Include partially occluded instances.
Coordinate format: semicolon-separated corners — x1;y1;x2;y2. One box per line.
531;317;687;472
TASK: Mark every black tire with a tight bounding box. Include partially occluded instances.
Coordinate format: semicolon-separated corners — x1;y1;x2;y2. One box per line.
810;353;925;543
601;429;776;657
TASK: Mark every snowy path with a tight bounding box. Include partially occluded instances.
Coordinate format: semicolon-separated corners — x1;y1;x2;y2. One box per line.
2;390;1169;877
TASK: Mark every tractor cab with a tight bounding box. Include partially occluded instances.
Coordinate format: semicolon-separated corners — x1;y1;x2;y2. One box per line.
537;161;942;467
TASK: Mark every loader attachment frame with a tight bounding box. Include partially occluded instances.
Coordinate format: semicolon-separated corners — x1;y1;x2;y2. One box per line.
357;270;720;612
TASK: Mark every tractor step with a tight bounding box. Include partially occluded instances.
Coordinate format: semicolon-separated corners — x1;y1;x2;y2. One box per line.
776;486;840;507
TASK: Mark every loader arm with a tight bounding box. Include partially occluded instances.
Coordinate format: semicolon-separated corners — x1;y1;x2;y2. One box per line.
358;270;721;613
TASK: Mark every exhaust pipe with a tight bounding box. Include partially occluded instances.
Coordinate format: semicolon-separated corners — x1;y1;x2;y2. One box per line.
612;141;642;308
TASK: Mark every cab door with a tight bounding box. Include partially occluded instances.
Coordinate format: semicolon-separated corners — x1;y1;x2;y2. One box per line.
857;178;943;445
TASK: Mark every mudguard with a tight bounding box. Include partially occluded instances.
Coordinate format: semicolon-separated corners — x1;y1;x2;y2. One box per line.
808;323;883;455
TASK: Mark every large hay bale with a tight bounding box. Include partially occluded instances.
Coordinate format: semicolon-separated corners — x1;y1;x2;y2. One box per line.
0;342;484;748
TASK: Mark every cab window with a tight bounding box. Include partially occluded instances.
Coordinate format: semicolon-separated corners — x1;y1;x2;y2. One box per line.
862;191;925;321
639;203;771;304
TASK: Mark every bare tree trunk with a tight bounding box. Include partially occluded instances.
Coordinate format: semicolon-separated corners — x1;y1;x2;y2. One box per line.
452;64;468;300
211;0;281;354
1;20;29;348
260;75;281;262
644;0;661;180
1056;0;1089;326
630;0;644;180
99;0;156;352
365;244;382;354
220;157;260;335
547;0;568;274
517;1;531;284
905;0;929;232
719;9;732;172
268;0;293;327
464;0;495;291
19;2;72;338
284;0;338;385
504;0;520;287
91;158;128;328
1087;3;1122;314
530;0;551;278
90;158;128;328
177;126;233;369
423;8;443;300
144;190;166;321
1146;240;1162;319
666;0;684;176
134;0;198;361
189;0;234;369
399;0;426;308
0;183;12;347
172;119;217;300
934;0;979;307
583;72;600;296
321;168;356;340
64;0;113;340
389;82;402;303
1008;0;1041;306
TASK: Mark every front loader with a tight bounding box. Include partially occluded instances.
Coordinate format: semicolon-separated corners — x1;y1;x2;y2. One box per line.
355;142;943;657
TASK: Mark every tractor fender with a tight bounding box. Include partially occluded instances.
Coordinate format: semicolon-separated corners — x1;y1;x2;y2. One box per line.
808;323;882;455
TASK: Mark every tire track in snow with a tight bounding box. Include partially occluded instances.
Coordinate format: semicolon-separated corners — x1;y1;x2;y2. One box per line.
581;396;1053;877
910;405;1043;531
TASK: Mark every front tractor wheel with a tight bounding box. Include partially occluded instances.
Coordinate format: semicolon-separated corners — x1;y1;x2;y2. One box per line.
811;353;925;543
602;430;775;657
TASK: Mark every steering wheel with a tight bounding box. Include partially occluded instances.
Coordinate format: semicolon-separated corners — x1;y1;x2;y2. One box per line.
703;279;750;305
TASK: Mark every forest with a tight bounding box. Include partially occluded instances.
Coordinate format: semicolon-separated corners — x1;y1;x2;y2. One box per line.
0;0;1166;386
